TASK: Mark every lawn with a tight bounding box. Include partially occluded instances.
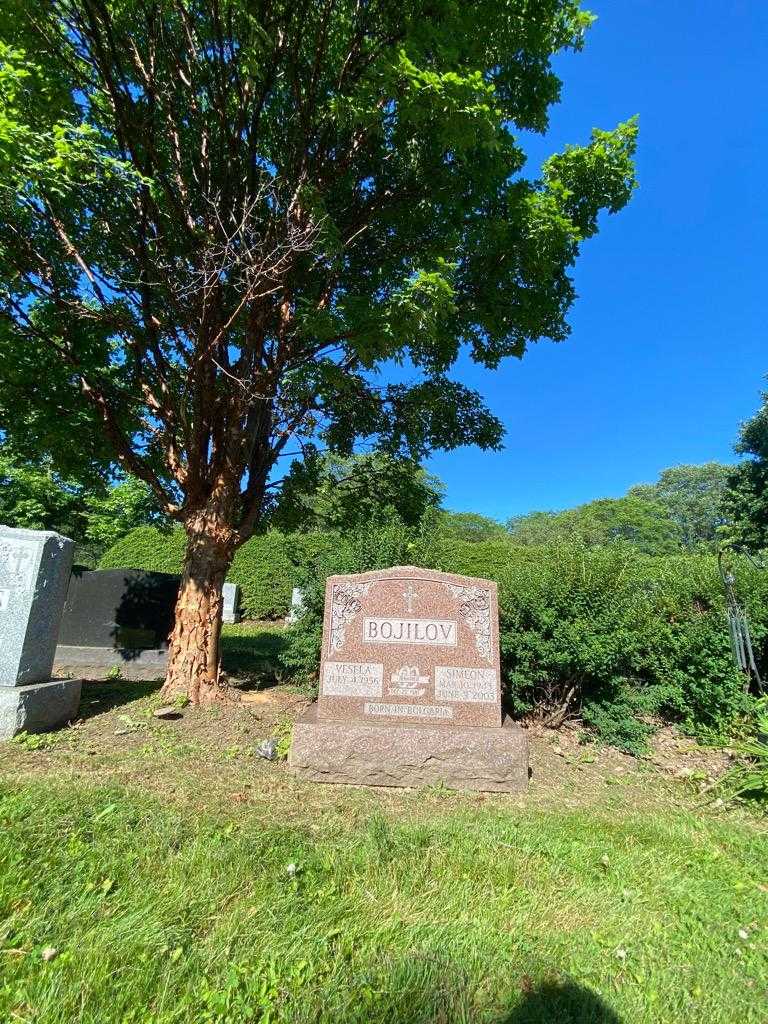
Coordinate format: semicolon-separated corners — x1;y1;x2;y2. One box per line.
0;631;766;1023
220;621;291;683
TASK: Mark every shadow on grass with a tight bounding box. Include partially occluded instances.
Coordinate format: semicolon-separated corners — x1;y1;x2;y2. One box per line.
363;978;622;1024
317;955;622;1024
78;678;163;721
500;980;622;1024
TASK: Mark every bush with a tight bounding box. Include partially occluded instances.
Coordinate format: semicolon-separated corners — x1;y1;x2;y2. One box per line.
230;531;339;619
715;697;768;805
278;522;768;752
99;527;338;620
100;520;768;752
99;525;186;575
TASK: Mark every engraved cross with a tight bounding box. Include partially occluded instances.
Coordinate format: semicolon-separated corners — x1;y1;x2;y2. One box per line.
403;583;419;614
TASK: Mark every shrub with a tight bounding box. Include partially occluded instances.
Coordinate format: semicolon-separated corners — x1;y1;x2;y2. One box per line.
228;532;296;619
279;524;768;752
230;530;339;619
99;525;186;575
715;697;768;805
100;520;768;752
100;527;337;619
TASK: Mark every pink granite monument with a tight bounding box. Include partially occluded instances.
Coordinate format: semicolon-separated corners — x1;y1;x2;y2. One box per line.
289;566;528;792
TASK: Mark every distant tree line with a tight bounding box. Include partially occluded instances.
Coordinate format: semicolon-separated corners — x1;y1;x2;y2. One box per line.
507;463;731;555
3;382;768;559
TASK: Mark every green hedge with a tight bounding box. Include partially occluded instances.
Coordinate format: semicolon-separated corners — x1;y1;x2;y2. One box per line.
100;520;768;751
99;527;336;620
99;525;187;576
277;521;768;752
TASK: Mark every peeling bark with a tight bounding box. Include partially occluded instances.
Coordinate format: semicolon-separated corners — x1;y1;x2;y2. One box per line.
162;509;236;704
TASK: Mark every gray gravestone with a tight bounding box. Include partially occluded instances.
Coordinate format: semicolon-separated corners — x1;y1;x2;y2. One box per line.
0;526;81;739
286;586;306;624
222;582;240;624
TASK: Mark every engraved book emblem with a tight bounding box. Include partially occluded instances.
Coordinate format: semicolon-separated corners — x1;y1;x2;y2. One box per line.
389;664;429;697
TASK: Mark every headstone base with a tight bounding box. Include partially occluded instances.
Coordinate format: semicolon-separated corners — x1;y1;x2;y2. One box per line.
0;679;82;740
54;644;168;680
289;703;529;793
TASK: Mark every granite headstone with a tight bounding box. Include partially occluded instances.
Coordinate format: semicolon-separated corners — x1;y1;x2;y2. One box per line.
54;567;176;679
54;570;240;678
57;568;179;649
222;582;241;624
0;526;81;739
289;565;528;792
286;586;306;625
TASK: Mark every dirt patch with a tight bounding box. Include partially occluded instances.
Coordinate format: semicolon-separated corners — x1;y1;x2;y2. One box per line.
70;676;312;749
528;719;733;796
0;677;749;827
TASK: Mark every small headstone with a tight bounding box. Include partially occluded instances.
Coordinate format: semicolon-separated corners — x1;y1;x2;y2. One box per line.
54;568;179;680
0;526;81;740
286;586;306;625
289;566;528;792
222;582;240;624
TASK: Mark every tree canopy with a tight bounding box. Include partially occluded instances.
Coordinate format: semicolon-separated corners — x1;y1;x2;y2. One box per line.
436;510;509;543
0;0;637;698
0;445;86;542
0;1;637;531
508;496;682;555
628;463;730;550
269;452;443;533
723;389;768;553
0;444;161;562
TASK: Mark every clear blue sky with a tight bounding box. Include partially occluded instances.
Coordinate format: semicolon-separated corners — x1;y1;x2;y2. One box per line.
425;0;768;521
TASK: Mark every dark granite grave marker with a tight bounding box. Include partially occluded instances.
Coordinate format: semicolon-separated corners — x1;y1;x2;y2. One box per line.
58;568;179;649
54;568;177;680
54;570;241;679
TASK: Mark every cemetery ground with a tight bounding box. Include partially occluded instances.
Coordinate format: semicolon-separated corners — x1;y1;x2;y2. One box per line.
0;624;766;1024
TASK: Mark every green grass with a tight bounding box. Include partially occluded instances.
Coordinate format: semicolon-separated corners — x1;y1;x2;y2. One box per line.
220;622;289;682
0;783;766;1023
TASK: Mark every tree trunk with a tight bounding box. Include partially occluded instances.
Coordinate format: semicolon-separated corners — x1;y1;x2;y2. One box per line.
162;509;236;704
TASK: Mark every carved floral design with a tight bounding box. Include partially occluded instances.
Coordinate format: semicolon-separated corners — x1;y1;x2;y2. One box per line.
445;584;492;662
329;581;372;652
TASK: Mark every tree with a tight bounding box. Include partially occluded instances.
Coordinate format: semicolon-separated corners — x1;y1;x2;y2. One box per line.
0;444;161;560
82;475;165;554
508;497;681;555
0;1;637;702
0;445;88;541
506;509;565;545
628;463;730;549
567;497;681;555
436;511;508;543
270;452;443;533
723;390;768;553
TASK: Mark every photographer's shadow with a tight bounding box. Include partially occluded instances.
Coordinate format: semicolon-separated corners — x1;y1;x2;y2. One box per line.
500;979;622;1024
